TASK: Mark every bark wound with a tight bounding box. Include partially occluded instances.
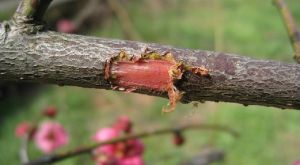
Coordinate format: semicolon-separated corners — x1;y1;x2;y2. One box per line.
104;49;209;113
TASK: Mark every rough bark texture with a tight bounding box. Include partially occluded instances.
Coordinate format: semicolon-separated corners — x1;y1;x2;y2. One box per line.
0;28;299;110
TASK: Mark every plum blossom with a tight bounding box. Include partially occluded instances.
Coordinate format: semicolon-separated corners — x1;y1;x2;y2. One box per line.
56;19;76;33
94;154;120;165
113;116;132;133
93;127;120;155
15;122;35;138
124;139;144;157
34;122;69;153
294;160;300;165
120;156;144;165
92;117;144;165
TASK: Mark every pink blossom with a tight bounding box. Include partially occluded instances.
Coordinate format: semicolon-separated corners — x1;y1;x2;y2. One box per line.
56;19;76;33
120;156;144;165
93;127;120;141
93;127;120;155
93;154;120;165
92;119;144;165
113;116;132;133
294;160;300;165
34;122;69;153
124;139;144;157
15;122;35;138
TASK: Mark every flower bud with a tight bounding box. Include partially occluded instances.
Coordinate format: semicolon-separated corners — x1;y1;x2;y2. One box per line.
42;106;57;118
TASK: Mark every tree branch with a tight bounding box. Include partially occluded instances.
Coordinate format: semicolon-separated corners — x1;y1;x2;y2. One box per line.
23;124;237;165
274;0;300;63
0;27;299;110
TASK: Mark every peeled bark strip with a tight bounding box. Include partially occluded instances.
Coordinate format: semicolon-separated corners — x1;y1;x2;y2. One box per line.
0;29;299;110
106;50;191;112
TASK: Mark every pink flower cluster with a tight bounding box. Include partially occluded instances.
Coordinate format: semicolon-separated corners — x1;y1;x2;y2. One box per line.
34;122;69;153
15;106;69;154
92;116;144;165
15;107;143;164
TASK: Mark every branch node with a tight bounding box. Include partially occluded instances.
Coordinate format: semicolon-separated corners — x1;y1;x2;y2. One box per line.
10;0;52;34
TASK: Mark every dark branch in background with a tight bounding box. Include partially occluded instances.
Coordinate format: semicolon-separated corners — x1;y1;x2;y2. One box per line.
106;0;140;40
274;0;300;63
0;0;300;110
0;0;73;11
13;0;52;22
72;0;100;31
23;124;237;165
70;0;139;39
183;148;225;165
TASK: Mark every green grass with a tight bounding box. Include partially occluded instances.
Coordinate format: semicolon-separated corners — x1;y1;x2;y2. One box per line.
1;0;300;164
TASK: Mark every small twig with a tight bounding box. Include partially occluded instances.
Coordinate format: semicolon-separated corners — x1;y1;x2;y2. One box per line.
13;0;53;22
274;0;300;63
106;0;140;40
72;0;100;30
19;134;30;164
10;0;53;34
23;124;238;165
34;0;53;21
0;0;73;11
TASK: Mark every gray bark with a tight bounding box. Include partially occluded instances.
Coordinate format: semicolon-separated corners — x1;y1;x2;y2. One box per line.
0;27;299;110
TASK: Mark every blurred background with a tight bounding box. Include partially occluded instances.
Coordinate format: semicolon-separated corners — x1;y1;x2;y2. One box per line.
1;0;300;164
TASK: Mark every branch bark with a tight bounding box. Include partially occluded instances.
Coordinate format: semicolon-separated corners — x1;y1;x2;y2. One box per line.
0;28;299;110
